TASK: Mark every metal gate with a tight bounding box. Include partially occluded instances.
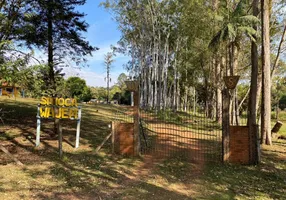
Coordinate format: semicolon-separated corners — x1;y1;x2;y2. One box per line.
139;108;222;162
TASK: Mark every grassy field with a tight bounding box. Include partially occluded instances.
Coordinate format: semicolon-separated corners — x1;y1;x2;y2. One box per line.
0;97;285;200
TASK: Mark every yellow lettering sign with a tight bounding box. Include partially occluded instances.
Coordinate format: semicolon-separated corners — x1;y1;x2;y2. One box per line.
69;108;78;119
65;98;71;107
61;108;69;119
40;107;47;117
40;97;47;105
39;97;80;119
57;98;65;106
72;99;78;107
55;108;61;119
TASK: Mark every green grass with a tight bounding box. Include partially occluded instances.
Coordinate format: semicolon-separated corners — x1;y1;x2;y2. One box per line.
0;97;285;200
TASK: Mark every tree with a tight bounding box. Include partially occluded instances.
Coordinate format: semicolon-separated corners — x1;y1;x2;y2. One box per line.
65;76;87;99
272;76;286;120
23;64;65;97
81;86;92;102
0;0;28;43
117;73;127;90
22;0;97;93
90;87;106;101
247;0;260;163
104;52;114;103
261;0;272;145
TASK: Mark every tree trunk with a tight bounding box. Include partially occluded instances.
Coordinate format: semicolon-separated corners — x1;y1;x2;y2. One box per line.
163;35;169;110
193;87;196;114
173;40;179;111
157;33;161;110
215;57;222;123
248;0;260;163
176;73;180;111
47;2;59;136
261;0;272;145
149;65;153;109
153;40;157;110
48;5;55;91
184;86;188;112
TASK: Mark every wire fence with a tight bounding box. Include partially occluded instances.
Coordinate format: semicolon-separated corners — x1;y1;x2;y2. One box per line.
139;108;222;162
112;105;252;163
114;106;134;123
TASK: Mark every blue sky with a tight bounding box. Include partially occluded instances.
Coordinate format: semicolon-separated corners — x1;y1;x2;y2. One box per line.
63;0;129;87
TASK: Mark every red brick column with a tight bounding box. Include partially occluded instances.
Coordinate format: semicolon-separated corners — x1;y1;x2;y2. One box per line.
229;126;250;164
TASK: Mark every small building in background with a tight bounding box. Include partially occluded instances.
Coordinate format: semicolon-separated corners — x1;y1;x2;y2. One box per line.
0;81;21;98
111;100;118;104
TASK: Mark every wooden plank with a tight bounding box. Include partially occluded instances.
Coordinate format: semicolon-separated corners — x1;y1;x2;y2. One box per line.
111;121;116;154
95;132;112;153
0;145;24;166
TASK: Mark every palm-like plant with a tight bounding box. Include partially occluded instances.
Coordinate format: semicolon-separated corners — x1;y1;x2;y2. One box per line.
209;0;260;74
210;0;260;45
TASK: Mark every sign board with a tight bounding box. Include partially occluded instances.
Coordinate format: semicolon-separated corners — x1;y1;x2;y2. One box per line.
223;76;240;89
36;97;82;150
39;97;79;119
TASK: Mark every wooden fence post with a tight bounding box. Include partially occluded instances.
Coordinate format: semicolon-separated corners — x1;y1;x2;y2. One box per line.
133;91;140;156
75;107;82;149
36;104;41;147
112;121;115;154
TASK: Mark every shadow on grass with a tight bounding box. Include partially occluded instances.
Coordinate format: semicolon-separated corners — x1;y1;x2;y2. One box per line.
1;98;286;199
194;141;286;200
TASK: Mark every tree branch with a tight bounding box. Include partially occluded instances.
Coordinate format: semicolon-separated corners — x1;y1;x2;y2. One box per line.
6;49;42;64
271;24;286;78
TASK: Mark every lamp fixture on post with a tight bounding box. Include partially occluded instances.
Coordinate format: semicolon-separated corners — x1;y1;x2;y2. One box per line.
124;80;139;92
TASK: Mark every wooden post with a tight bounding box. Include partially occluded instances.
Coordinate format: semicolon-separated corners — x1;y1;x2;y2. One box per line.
254;124;260;164
75;107;82;148
14;87;17;100
133;91;140;156
58;120;63;158
36;104;41;147
222;89;230;162
0;145;24;166
112;121;115;154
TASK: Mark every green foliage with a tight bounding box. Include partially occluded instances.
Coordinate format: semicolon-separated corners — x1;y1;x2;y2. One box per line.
279;95;286;110
22;0;96;66
21;64;65;97
65;76;89;101
209;0;260;49
272;77;286;108
117;73;127;90
237;83;249;112
81;86;93;102
90;87;106;101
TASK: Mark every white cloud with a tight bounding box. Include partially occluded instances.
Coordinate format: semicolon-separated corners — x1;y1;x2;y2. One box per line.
26;44;130;87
